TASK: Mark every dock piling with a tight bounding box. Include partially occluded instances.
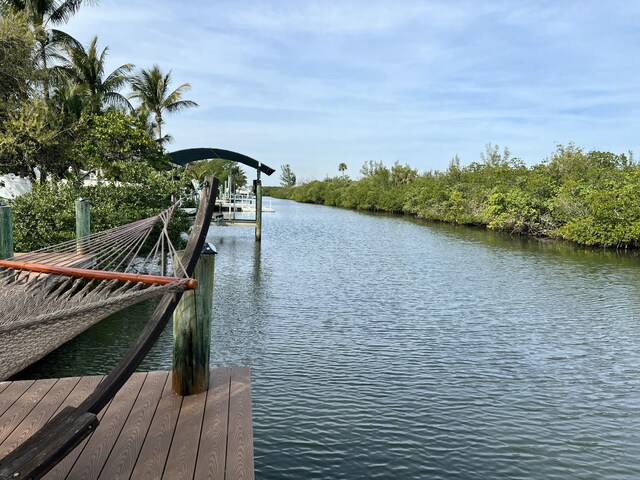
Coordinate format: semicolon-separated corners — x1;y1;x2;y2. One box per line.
172;242;217;395
255;166;262;241
75;198;90;254
0;204;13;260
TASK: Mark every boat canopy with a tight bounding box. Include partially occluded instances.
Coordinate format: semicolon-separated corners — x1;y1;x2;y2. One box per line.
168;148;275;176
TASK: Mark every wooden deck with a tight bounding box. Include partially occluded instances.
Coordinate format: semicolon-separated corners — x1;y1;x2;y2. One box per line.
0;367;254;479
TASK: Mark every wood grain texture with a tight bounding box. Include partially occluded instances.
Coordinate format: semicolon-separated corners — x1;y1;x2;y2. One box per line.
129;375;182;480
0;378;56;444
52;375;103;414
0;407;98;480
0;380;34;417
43;378;113;480
0;377;79;457
226;367;254;480
0;366;254;479
64;372;146;479
194;367;230;480
162;389;206;480
98;371;168;480
0;382;9;396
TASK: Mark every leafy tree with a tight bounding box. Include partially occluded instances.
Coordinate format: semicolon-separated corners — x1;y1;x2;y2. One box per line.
0;12;35;112
279;163;296;186
75;110;166;178
360;160;386;177
129;65;198;146
390;161;417;186
480;143;513;167
10;163;188;251
0;97;74;182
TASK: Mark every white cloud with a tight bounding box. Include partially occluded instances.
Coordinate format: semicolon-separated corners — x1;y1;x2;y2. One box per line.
59;0;640;183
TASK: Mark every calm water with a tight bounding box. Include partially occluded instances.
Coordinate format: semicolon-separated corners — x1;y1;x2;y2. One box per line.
19;199;640;479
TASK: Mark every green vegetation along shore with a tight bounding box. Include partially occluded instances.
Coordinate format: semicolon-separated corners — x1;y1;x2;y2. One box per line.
266;144;640;249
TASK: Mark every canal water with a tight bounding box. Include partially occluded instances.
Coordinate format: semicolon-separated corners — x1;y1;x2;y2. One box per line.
19;199;640;479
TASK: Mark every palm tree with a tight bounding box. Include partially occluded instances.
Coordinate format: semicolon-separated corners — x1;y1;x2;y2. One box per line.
338;162;347;177
129;65;198;146
50;77;89;119
3;0;98;99
57;36;133;112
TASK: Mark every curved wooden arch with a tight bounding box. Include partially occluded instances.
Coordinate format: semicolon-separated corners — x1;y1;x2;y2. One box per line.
168;148;275;176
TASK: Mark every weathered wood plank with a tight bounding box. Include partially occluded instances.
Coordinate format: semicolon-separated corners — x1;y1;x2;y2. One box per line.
194;367;230;480
0;380;34;418
0;382;9;396
63;372;146;479
0;378;57;445
226;367;254;480
0;205;13;260
98;371;168;480
172;248;215;396
162;389;206;480
0;377;79;458
129;373;183;480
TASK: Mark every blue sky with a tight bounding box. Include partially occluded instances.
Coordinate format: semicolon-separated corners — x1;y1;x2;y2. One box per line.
65;0;640;185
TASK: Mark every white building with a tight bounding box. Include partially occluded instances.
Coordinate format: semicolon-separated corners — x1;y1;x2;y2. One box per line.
0;174;32;201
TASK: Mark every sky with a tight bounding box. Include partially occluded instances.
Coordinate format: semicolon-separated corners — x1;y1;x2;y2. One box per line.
63;0;640;185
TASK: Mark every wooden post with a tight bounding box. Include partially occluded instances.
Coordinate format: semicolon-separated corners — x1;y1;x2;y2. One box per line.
255;166;262;242
172;242;217;395
75;198;90;254
0;204;13;260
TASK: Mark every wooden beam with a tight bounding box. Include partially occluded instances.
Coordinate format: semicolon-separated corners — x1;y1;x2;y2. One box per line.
0;259;197;289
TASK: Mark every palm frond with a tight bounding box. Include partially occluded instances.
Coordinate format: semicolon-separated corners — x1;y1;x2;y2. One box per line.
164;99;199;113
103;91;133;112
50;28;82;50
48;0;85;25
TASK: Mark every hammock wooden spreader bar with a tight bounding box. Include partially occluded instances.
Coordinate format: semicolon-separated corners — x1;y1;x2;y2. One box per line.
0;259;198;289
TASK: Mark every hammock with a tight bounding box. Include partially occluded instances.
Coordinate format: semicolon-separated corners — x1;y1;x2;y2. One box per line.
0;200;193;381
0;177;220;479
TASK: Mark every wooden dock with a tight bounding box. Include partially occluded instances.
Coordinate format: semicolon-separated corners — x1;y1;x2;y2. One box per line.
0;367;254;479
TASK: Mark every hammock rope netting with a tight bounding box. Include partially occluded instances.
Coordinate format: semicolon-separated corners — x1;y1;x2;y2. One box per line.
0;202;193;380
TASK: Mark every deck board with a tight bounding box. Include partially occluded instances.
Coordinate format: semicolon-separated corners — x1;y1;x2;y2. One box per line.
226;367;255;480
194;367;230;479
0;367;253;479
0;377;79;457
0;380;34;417
98;371;168;480
0;378;57;444
66;372;147;479
129;373;182;480
163;388;207;480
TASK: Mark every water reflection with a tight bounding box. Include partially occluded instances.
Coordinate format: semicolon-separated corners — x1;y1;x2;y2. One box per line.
16;199;640;480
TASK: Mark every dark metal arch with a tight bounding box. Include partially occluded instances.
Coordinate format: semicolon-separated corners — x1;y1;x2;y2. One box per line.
168;148;275;176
